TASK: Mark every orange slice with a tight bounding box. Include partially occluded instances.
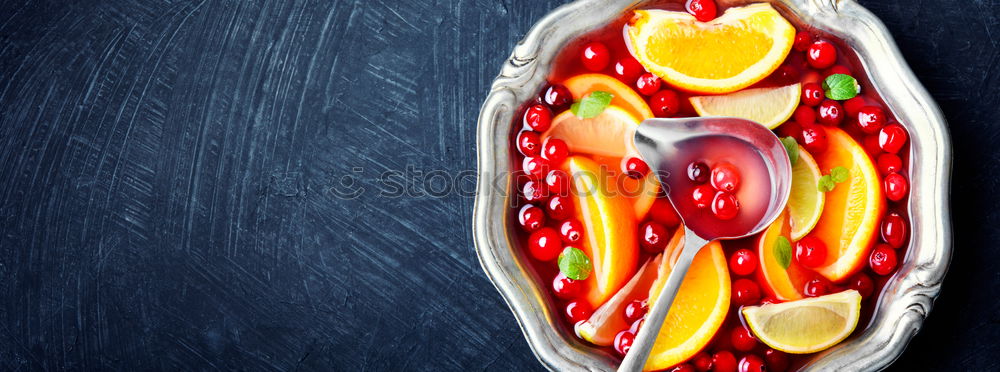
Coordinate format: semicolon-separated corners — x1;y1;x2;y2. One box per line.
577;255;662;346
564;156;640;308
756;211;810;301
627;4;795;94
591;155;660;220
811;128;886;282
543;106;640;158
644;228;730;371
562;74;655;120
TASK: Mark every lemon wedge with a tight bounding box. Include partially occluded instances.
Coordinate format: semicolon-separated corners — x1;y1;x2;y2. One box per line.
689;84;801;129
788;146;825;241
742;290;862;354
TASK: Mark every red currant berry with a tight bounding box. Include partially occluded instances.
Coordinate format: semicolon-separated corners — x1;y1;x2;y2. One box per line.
518;204;545;232
793;105;816;125
712;351;738;372
545;170;570;196
801;124;829;153
516;130;541;156
712;192;740;220
688;161;710;183
624;157;650;179
553;272;583;299
581;42;610;72
817;99;844;126
546;195;572;220
685;0;718;22
542;84;573;110
613;56;644;83
732;278;761;306
527;227;561;261
764;349;789;372
793;31;813;52
522;180;548;202
640;221;670;253
614;330;634;356
731;326;758;352
794;236;828;268
650;90;681;117
566;300;593;323
559;219;584;243
541;138;568;163
730;249;758;276
522;156;549;178
671;364;697;372
848;272;874;298
523;104;552;132
803;278;830;297
878;123;908;154
650;198;681;228
692;185;715;209
876;153;903;176
857;105;886;134
636;73;662;96
883;173;908;201
624;299;648;323
807;40;837;69
869;244;898;276
881;212;908;249
692;352;713;372
710;163;741;192
738;355;766;372
843;96;867;118
801;82;825;106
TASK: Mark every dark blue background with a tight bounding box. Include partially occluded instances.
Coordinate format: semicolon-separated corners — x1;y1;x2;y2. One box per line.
0;0;996;370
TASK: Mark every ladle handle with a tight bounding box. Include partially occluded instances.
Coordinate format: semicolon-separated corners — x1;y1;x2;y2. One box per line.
618;226;710;372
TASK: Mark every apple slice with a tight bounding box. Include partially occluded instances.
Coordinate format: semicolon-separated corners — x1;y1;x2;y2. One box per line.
576;255;662;346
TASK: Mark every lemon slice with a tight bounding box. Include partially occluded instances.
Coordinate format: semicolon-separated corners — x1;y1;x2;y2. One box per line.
542;106;640;158
742;290;862;354
689;84;800;129
788;146;824;241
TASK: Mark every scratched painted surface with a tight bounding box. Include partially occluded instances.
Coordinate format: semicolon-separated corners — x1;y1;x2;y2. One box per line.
0;0;995;370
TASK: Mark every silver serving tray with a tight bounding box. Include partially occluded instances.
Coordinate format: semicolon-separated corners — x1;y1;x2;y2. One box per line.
472;0;952;370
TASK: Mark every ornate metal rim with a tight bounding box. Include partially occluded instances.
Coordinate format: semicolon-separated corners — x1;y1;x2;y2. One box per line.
472;1;952;370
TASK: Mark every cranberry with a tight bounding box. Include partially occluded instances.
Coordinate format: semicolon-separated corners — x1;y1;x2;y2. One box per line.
685;0;718;22
876;153;903;175
541;138;568;163
624;157;650;179
559;219;584;243
793;31;812;52
883;173;908;201
566;300;593;323
869;244;898;276
629;317;645;333
826;65;852;77
522;156;549;178
692;352;713;372
760;297;780;305
848;272;874;298
527;227;561;261
636;73;662;96
545;170;571;196
516;130;541;156
738;355;766;372
671;364;697;372
807;40;837;69
794;236;828;268
770;64;800;85
712;351;738;372
879;123;908;154
843;96;867;118
732;278;761;306
546;195;572;220
764;349;789;372
857;106;886;134
712;192;740;220
801;124;829;153
688;161;710;183
542;84;573;111
581;42;610;72
692;185;715;209
624;299;648;323
731;326;758;352
553;272;583;299
650;90;681;117
523;104;552;132
518;204;545;232
776;121;803;143
803;278;830;297
880;212;908;248
650;198;681;228
801;82;825;106
640;221;670;253
613;56;644;83
710;163;741;192
522;180;548;202
793;105;816;125
817;100;844;126
614;330;634;356
729;249;758;276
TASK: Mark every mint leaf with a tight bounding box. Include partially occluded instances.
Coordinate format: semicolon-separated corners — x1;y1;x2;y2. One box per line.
774;236;792;270
822;74;860;100
830;166;850;183
572;91;614;119
781;137;799;166
558;247;592;280
817;174;836;192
